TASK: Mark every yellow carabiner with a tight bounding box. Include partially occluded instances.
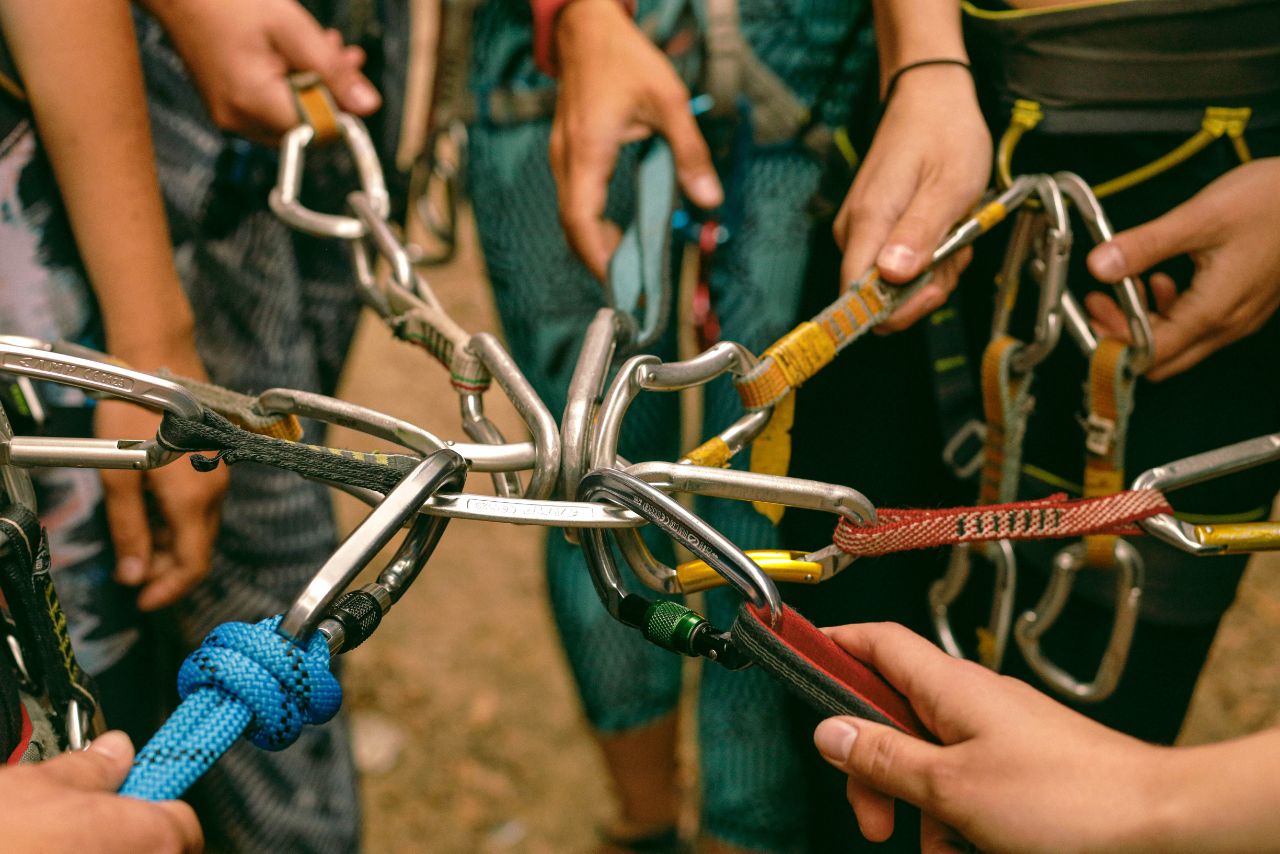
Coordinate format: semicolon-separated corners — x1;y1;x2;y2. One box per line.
676;550;824;593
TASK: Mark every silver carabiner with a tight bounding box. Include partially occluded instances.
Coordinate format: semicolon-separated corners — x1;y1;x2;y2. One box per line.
929;540;1017;670
561;309;624;543
1014;538;1144;702
254;387;536;474
467;334;562;500
0;340;203;470
269;113;390;240
577;467;780;672
1053;172;1154;373
278;450;466;648
1133;432;1280;555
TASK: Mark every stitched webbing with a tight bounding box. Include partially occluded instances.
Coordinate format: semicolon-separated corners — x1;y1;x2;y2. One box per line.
978;336;1031;506
1083;339;1133;567
157;409;418;495
121;616;340;801
737;272;900;411
832;489;1172;557
155;370;303;441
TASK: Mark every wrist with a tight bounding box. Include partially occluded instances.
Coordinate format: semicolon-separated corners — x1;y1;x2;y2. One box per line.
1125;745;1200;852
882;58;973;103
538;0;631;76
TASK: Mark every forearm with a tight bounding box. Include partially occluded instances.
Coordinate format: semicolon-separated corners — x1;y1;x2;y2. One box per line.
871;0;968;96
1147;728;1280;851
0;0;195;364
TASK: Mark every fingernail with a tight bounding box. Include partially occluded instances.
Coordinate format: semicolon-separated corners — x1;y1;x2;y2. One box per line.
89;730;132;761
1091;243;1125;281
117;557;145;585
348;80;380;113
690;174;722;208
877;244;918;276
814;718;858;763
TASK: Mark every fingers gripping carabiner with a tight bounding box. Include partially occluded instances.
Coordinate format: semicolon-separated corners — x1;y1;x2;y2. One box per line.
1014;539;1144;702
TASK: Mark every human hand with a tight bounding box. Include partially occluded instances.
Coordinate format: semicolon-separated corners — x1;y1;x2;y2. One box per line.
3;731;202;852
833;65;991;331
96;345;227;612
144;0;380;144
549;0;721;279
811;622;1170;853
1085;157;1280;380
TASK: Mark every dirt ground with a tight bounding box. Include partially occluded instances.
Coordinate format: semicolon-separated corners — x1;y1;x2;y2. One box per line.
323;220;1280;853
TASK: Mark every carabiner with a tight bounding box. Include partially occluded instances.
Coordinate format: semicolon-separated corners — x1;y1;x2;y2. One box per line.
269;106;389;240
0;340;202;470
929;540;1017;670
992;175;1071;375
1053;172;1154;373
624;461;876;593
1015;538;1144;702
560;309;624;543
1133;432;1280;555
254;387;536;474
577;468;781;668
278;450;467;649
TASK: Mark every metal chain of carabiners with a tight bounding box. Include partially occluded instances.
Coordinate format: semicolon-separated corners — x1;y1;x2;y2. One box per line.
268;73;537;498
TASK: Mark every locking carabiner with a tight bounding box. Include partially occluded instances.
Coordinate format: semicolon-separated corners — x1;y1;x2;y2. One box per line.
577;467;782;669
278;450;467;651
1133;432;1280;554
0;340;203;470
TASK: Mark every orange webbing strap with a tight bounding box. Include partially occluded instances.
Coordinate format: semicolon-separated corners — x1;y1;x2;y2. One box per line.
1083;338;1133;567
978;336;1030;506
749;391;796;523
289;72;341;144
736;274;884;411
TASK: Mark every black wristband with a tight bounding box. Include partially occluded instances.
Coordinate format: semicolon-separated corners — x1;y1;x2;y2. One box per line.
882;58;972;104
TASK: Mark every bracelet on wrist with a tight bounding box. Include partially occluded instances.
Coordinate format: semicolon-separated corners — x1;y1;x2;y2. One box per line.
882;58;972;104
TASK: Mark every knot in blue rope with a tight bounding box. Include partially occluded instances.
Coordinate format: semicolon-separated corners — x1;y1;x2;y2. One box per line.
177;616;341;751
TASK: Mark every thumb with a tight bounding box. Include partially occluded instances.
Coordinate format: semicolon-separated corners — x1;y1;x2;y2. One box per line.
267;6;380;116
100;470;152;588
654;94;722;209
1087;202;1202;283
814;716;946;808
33;730;135;790
875;179;976;284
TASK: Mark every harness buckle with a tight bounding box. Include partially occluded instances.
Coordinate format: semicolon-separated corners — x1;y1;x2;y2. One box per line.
1085;413;1116;457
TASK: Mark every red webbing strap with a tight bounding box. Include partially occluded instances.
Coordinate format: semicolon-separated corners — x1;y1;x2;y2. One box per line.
832;490;1173;558
5;704;31;765
732;603;930;738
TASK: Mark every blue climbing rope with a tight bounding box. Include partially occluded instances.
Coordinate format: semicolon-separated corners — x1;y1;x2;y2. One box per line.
120;615;341;801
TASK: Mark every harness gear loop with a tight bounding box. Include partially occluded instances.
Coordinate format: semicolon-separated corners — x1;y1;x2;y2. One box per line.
1000;101;1255;199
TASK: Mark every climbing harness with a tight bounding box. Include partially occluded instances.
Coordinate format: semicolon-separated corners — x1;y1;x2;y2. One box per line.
930;175;1070;670
1133;432;1280;555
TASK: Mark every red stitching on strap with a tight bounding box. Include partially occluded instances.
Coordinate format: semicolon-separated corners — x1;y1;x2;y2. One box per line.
833;490;1173;557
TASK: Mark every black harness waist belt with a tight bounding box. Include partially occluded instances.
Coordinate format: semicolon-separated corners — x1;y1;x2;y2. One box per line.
964;0;1280;125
